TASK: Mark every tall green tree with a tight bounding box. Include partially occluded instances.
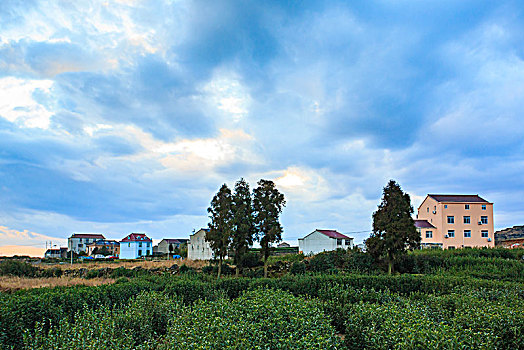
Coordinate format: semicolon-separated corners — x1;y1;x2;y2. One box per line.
231;178;255;277
365;180;420;274
207;183;233;278
253;179;286;278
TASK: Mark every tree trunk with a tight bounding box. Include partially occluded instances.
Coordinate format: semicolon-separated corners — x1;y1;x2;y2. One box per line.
388;260;393;275
218;257;222;279
235;265;240;277
263;256;268;278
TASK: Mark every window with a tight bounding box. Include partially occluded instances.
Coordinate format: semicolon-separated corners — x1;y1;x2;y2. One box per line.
481;230;489;238
444;205;448;209
138;249;142;256
463;216;471;224
425;231;433;238
448;246;455;250
465;204;470;210
139;242;142;247
78;244;83;248
427;207;429;212
345;239;351;245
481;216;488;224
447;230;455;238
464;230;471;238
79;238;83;242
337;239;342;246
128;243;130;247
482;204;486;210
447;216;454;224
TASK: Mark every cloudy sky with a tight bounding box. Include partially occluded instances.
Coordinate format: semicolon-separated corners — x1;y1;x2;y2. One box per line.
1;0;524;254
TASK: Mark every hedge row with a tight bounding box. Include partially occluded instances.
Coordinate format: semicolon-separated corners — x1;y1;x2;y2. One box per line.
2;273;522;349
24;289;340;350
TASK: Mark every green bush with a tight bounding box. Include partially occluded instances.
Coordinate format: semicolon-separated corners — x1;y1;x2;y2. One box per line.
289;261;306;275
0;260;39;277
160;288;341;349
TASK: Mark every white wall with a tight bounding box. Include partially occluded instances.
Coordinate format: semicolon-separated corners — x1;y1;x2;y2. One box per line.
187;229;214;260
119;241;152;259
299;230;353;255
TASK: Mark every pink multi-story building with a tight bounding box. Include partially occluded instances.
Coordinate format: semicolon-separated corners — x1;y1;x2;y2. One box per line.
415;194;494;249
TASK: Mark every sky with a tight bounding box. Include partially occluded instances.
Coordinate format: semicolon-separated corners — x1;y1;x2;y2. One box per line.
1;0;524;255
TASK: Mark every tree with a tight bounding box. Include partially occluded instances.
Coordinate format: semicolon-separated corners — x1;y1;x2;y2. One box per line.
207;183;233;278
253;179;286;278
231;178;255;277
365;180;420;274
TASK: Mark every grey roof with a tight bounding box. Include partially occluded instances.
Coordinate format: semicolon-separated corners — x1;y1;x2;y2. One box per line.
428;194;489;203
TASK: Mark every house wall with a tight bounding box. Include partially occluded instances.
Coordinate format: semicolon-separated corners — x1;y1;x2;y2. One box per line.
68;236;104;253
299;231;353;255
120;241;152;259
157;240;184;254
417;198;494;249
187;229;214;260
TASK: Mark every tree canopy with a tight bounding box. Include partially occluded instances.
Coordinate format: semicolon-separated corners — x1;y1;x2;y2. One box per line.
231;178;255;276
253;179;286;278
365;180;419;274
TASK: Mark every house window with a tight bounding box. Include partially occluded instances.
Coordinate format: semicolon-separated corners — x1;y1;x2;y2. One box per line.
427;207;429;212
465;204;470;210
78;244;83;248
448;230;455;238
481;216;488;224
337;239;342;245
138;250;142;256
146;250;150;255
448;246;455;250
463;216;470;224
464;230;471;238
79;238;83;242
139;242;142;247
482;204;486;210
447;216;454;224
481;230;489;238
128;243;130;247
425;231;433;238
345;239;351;245
444;205;448;208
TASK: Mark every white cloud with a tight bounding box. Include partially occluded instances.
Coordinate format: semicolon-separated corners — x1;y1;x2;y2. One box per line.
0;77;55;129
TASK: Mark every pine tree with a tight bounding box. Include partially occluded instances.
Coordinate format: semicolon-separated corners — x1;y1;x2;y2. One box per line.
366;180;420;274
207;183;233;278
231;178;255;277
253;179;286;278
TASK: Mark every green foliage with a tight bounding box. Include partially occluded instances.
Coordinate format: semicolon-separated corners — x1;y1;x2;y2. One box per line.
0;260;39;277
366;180;420;274
231;178;255;273
207;183;234;278
160;288;341;349
290;261;307;275
253;179;286;277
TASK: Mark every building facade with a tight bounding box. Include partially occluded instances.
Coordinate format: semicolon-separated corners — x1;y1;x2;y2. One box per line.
154;238;189;255
187;228;214;260
68;233;106;254
417;194;494;249
119;233;152;259
495;225;524;249
44;247;68;258
86;240;120;256
298;229;354;256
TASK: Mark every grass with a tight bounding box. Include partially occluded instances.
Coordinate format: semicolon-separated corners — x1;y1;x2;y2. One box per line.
40;258;209;271
0;276;115;291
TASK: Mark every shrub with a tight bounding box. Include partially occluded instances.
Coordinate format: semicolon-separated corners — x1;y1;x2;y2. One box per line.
289;261;306;275
160;289;341;349
0;261;39;277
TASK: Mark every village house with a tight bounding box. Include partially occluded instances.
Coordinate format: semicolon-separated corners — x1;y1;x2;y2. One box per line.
154;238;189;255
68;233;106;254
44;247;68;258
495;225;524;248
187;228;215;260
86;240;120;257
298;229;354;256
119;233;152;259
416;194;494;249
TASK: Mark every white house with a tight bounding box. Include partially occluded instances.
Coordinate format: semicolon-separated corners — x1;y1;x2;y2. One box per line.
68;233;106;254
119;233;152;259
298;229;354;256
187;228;215;260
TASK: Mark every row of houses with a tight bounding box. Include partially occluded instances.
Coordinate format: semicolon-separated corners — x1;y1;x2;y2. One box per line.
45;193;510;259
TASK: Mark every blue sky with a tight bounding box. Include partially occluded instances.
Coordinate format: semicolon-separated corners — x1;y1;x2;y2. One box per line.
1;0;524;252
